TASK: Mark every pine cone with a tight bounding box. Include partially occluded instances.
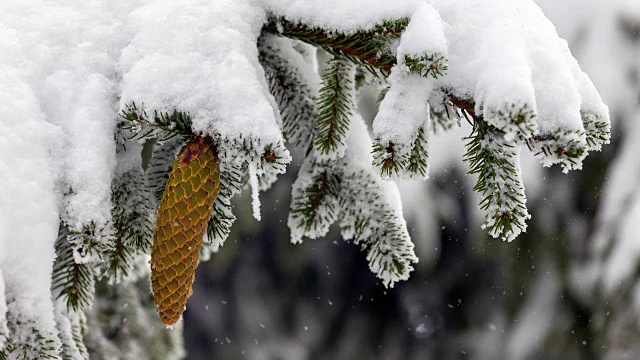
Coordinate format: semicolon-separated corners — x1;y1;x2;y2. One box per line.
151;137;220;325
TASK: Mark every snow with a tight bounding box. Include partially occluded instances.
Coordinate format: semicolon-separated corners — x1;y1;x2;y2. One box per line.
538;0;638;124
120;0;284;147
432;0;585;135
54;301;87;359
373;64;433;178
52;72;117;233
396;3;447;60
261;0;418;33
0;40;62;353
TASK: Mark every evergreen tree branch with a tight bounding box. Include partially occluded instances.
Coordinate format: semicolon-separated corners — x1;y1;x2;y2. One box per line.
406;124;430;178
146;137;183;206
2;304;62;359
265;17;407;76
120;102;196;142
313;57;355;160
288;157;341;243
104;138;154;283
464;117;530;241
258;34;316;148
204;162;242;254
55;303;89;360
52;226;96;312
338;168;418;287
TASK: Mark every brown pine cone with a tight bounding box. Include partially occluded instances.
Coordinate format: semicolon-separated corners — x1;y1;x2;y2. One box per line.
151;137;220;325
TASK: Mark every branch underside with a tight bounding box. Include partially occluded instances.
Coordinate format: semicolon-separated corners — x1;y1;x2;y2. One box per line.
264;17;476;112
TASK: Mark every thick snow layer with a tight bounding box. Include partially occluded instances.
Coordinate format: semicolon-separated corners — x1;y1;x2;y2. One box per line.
260;0;419;32
0;65;61;354
537;0;639;124
430;0;594;138
4;1;130;236
373;65;432;156
121;0;284;147
373;64;433;180
396;3;447;60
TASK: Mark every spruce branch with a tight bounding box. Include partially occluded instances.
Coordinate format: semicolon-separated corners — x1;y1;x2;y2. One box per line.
464;118;530;241
146;137;183;206
406;125;430;178
258;34;316;148
403;53;448;79
65;221;108;264
288;157;341;243
105;159;154;283
371;66;432;179
525;129;587;173
102;235;134;284
313;57;355;160
0;331;60;360
55;304;89;360
2;307;62;359
52;226;96;312
483;102;537;140
338;169;418;287
120;102;196;142
582;111;611;151
265;17;407;76
204;162;242;253
372;141;403;177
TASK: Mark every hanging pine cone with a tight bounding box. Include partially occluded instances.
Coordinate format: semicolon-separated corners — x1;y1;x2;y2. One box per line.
151;137;220;325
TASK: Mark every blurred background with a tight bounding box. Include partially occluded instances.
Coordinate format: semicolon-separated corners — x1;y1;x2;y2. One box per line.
182;1;640;359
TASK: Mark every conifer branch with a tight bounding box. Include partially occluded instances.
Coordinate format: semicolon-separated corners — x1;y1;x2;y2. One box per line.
205;163;242;253
120;102;196;142
55;304;89;360
146;137;183;206
372;142;403;177
313;57;355;160
105;156;154;282
338;169;418;287
582;111;611;151
288;158;341;242
483;102;537;140
258;34;316;148
525;130;587;173
2;309;61;359
52;226;96;312
406;125;430;178
403;53;448;79
464;117;530;241
265;17;407;76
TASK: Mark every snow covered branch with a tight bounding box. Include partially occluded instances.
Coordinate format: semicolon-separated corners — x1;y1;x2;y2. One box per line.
0;0;612;356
